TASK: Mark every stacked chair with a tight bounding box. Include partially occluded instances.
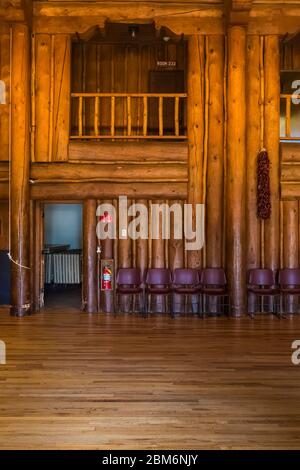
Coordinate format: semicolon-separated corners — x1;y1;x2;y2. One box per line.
278;268;300;315
145;268;173;314
115;268;145;313
115;267;230;316
247;268;300;317
247;269;280;317
200;268;230;316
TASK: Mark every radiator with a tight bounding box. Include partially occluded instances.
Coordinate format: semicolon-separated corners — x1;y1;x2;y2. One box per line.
45;253;81;285
44;254;53;284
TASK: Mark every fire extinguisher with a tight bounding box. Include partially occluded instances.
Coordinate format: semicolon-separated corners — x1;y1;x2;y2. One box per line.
102;265;112;290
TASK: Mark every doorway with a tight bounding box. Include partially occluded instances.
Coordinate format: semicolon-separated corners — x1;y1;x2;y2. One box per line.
43;203;83;309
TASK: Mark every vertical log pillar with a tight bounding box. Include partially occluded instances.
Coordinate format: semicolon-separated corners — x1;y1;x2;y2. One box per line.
283;201;299;268
246;35;262;270
152;200;165;312
226;26;247;316
136;199;148;280
169;200;184;313
206;35;224;267
283;201;299;313
264;36;280;271
83;199;97;313
10;24;31;316
118;199;132;312
187;35;205;268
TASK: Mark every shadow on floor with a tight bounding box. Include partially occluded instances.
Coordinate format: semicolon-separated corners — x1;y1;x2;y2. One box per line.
44;284;82;309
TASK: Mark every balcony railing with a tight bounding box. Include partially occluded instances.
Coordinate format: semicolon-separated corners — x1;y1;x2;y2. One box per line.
280;93;300;141
70;93;187;140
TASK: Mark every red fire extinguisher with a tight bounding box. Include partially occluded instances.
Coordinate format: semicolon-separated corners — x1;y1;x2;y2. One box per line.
102;265;112;290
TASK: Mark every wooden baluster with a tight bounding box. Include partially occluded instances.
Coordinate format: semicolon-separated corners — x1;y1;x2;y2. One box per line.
94;96;99;137
286;96;291;138
127;96;132;136
111;95;115;137
78;96;83;137
159;96;163;136
175;96;180;136
143;96;148;136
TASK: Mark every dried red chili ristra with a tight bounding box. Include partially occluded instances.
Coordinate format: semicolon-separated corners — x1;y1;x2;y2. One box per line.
257;148;271;220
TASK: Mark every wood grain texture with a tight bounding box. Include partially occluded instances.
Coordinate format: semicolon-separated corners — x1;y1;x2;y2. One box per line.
10;24;31;316
30;182;187;200
282;200;299;268
0;23;10;162
226;26;247;316
0;310;300;449
34;34;52;162
30;162;187;183
264;35;280;271
69;141;188;163
187;35;205;269
34;33;70;162
246;35;262;270
82;199;97;314
52;34;70;162
0;201;9;250
206;35;224;268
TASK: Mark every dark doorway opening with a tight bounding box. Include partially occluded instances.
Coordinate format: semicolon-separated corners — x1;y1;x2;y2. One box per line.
43;204;83;309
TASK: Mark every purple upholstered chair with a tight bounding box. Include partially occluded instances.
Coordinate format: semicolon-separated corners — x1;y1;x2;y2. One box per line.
116;268;144;314
172;268;200;315
200;268;229;316
247;268;280;317
278;268;300;315
145;268;172;314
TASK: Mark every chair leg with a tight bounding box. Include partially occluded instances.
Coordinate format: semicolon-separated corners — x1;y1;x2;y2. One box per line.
199;294;203;318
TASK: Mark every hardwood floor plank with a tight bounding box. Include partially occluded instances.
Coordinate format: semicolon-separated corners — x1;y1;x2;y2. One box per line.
0;308;300;449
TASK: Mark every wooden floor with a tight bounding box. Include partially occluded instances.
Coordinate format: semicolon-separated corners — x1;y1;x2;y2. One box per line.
0;308;300;449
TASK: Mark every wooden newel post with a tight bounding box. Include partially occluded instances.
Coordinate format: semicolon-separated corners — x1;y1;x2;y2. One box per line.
187;35;205;268
226;26;247;316
83;199;98;313
10;24;31;316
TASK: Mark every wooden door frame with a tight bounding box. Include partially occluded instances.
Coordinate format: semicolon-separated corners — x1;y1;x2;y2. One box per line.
31;200;83;311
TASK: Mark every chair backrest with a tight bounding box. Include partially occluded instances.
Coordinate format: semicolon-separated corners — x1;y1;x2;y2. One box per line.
200;268;227;286
173;268;199;285
279;268;300;286
248;268;275;286
117;268;141;285
146;268;172;285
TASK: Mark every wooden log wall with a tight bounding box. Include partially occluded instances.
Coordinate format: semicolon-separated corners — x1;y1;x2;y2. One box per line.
0;23;10;162
32;33;71;162
71;41;186;137
226;26;247;316
0;201;9;251
97;197;186;313
0;23;286;315
10;24;31;316
278;40;300;271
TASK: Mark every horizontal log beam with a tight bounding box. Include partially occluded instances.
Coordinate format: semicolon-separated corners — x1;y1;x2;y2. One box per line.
281;142;300;162
30;181;187;200
33;1;224;34
281;163;300;182
34;2;223;19
281;182;300;200
69;142;188;163
31;3;300;35
30;162;187;182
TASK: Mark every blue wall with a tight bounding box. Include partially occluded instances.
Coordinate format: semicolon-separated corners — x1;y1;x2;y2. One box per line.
44;204;82;249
